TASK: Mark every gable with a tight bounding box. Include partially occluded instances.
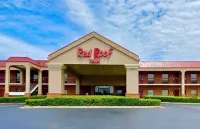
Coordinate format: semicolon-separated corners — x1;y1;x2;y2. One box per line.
48;32;139;65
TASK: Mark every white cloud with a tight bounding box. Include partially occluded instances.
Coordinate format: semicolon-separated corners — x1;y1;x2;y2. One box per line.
0;34;49;60
64;0;96;30
64;0;200;61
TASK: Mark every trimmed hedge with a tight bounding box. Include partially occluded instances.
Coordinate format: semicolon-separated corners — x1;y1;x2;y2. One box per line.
0;95;47;103
0;96;28;103
144;96;200;103
30;95;47;99
25;96;161;106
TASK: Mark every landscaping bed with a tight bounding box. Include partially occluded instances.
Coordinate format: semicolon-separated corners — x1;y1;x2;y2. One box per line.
144;96;200;103
0;95;47;103
25;96;161;106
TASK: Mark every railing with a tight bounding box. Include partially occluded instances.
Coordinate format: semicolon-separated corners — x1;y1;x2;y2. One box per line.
0;77;21;83
30;83;38;93
139;77;181;84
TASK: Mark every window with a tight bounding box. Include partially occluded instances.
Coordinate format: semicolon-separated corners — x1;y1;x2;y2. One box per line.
94;86;114;95
64;74;68;83
191;90;197;96
191;74;197;84
162;90;169;96
148;74;154;84
162;74;168;84
16;72;20;83
117;90;122;95
148;90;154;96
64;90;68;95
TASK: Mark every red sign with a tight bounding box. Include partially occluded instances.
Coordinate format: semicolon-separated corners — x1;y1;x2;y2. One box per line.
77;47;113;64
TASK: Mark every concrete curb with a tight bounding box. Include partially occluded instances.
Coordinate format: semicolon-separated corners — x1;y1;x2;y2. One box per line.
23;106;164;109
162;102;200;105
0;103;24;104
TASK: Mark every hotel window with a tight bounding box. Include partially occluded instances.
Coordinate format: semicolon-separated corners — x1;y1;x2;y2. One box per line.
191;74;197;84
16;72;20;83
33;74;38;83
148;74;154;84
148;90;154;96
64;74;68;83
162;74;168;84
162;90;169;96
191;90;197;96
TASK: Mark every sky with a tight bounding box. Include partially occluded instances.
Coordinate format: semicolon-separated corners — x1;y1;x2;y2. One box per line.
0;0;200;61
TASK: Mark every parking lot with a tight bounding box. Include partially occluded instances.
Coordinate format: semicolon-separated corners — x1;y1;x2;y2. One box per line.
1;104;200;129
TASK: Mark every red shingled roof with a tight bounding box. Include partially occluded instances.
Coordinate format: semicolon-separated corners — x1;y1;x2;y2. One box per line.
0;60;6;67
6;57;48;68
2;57;200;68
140;61;200;68
35;60;48;68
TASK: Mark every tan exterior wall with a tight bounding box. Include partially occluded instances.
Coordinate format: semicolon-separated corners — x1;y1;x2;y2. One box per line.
49;37;138;65
48;65;65;95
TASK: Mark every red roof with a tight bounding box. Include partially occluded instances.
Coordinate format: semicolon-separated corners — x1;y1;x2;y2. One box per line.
35;60;48;68
0;60;6;67
2;57;200;68
6;57;48;68
140;61;200;68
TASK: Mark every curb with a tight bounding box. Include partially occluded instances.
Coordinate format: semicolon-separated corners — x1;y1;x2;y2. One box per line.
0;103;24;104
23;106;164;109
162;102;200;105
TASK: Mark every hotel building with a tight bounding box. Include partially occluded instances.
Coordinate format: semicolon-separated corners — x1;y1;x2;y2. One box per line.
0;32;200;97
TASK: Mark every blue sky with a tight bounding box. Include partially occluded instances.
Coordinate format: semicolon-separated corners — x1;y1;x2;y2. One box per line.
0;0;200;61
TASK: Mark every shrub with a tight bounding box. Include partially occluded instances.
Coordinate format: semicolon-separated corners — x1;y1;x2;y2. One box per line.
30;95;47;99
25;95;161;106
0;96;28;103
0;95;47;103
144;96;200;103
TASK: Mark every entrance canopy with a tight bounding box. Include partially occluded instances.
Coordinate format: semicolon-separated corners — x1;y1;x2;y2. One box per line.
47;32;140;97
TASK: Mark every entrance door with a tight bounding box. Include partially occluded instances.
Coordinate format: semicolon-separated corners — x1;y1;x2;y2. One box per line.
94;86;114;95
173;90;179;96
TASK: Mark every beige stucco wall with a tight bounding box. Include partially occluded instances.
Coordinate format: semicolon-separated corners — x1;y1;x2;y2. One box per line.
80;75;126;86
49;37;138;65
126;65;139;96
48;65;65;94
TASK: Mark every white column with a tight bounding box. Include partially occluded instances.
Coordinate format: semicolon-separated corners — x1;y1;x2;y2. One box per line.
125;64;140;97
25;65;31;97
4;65;10;97
19;69;24;85
38;70;42;95
76;77;80;95
181;70;185;96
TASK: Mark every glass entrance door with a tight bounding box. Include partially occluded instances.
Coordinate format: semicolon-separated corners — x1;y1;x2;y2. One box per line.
94;86;114;95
